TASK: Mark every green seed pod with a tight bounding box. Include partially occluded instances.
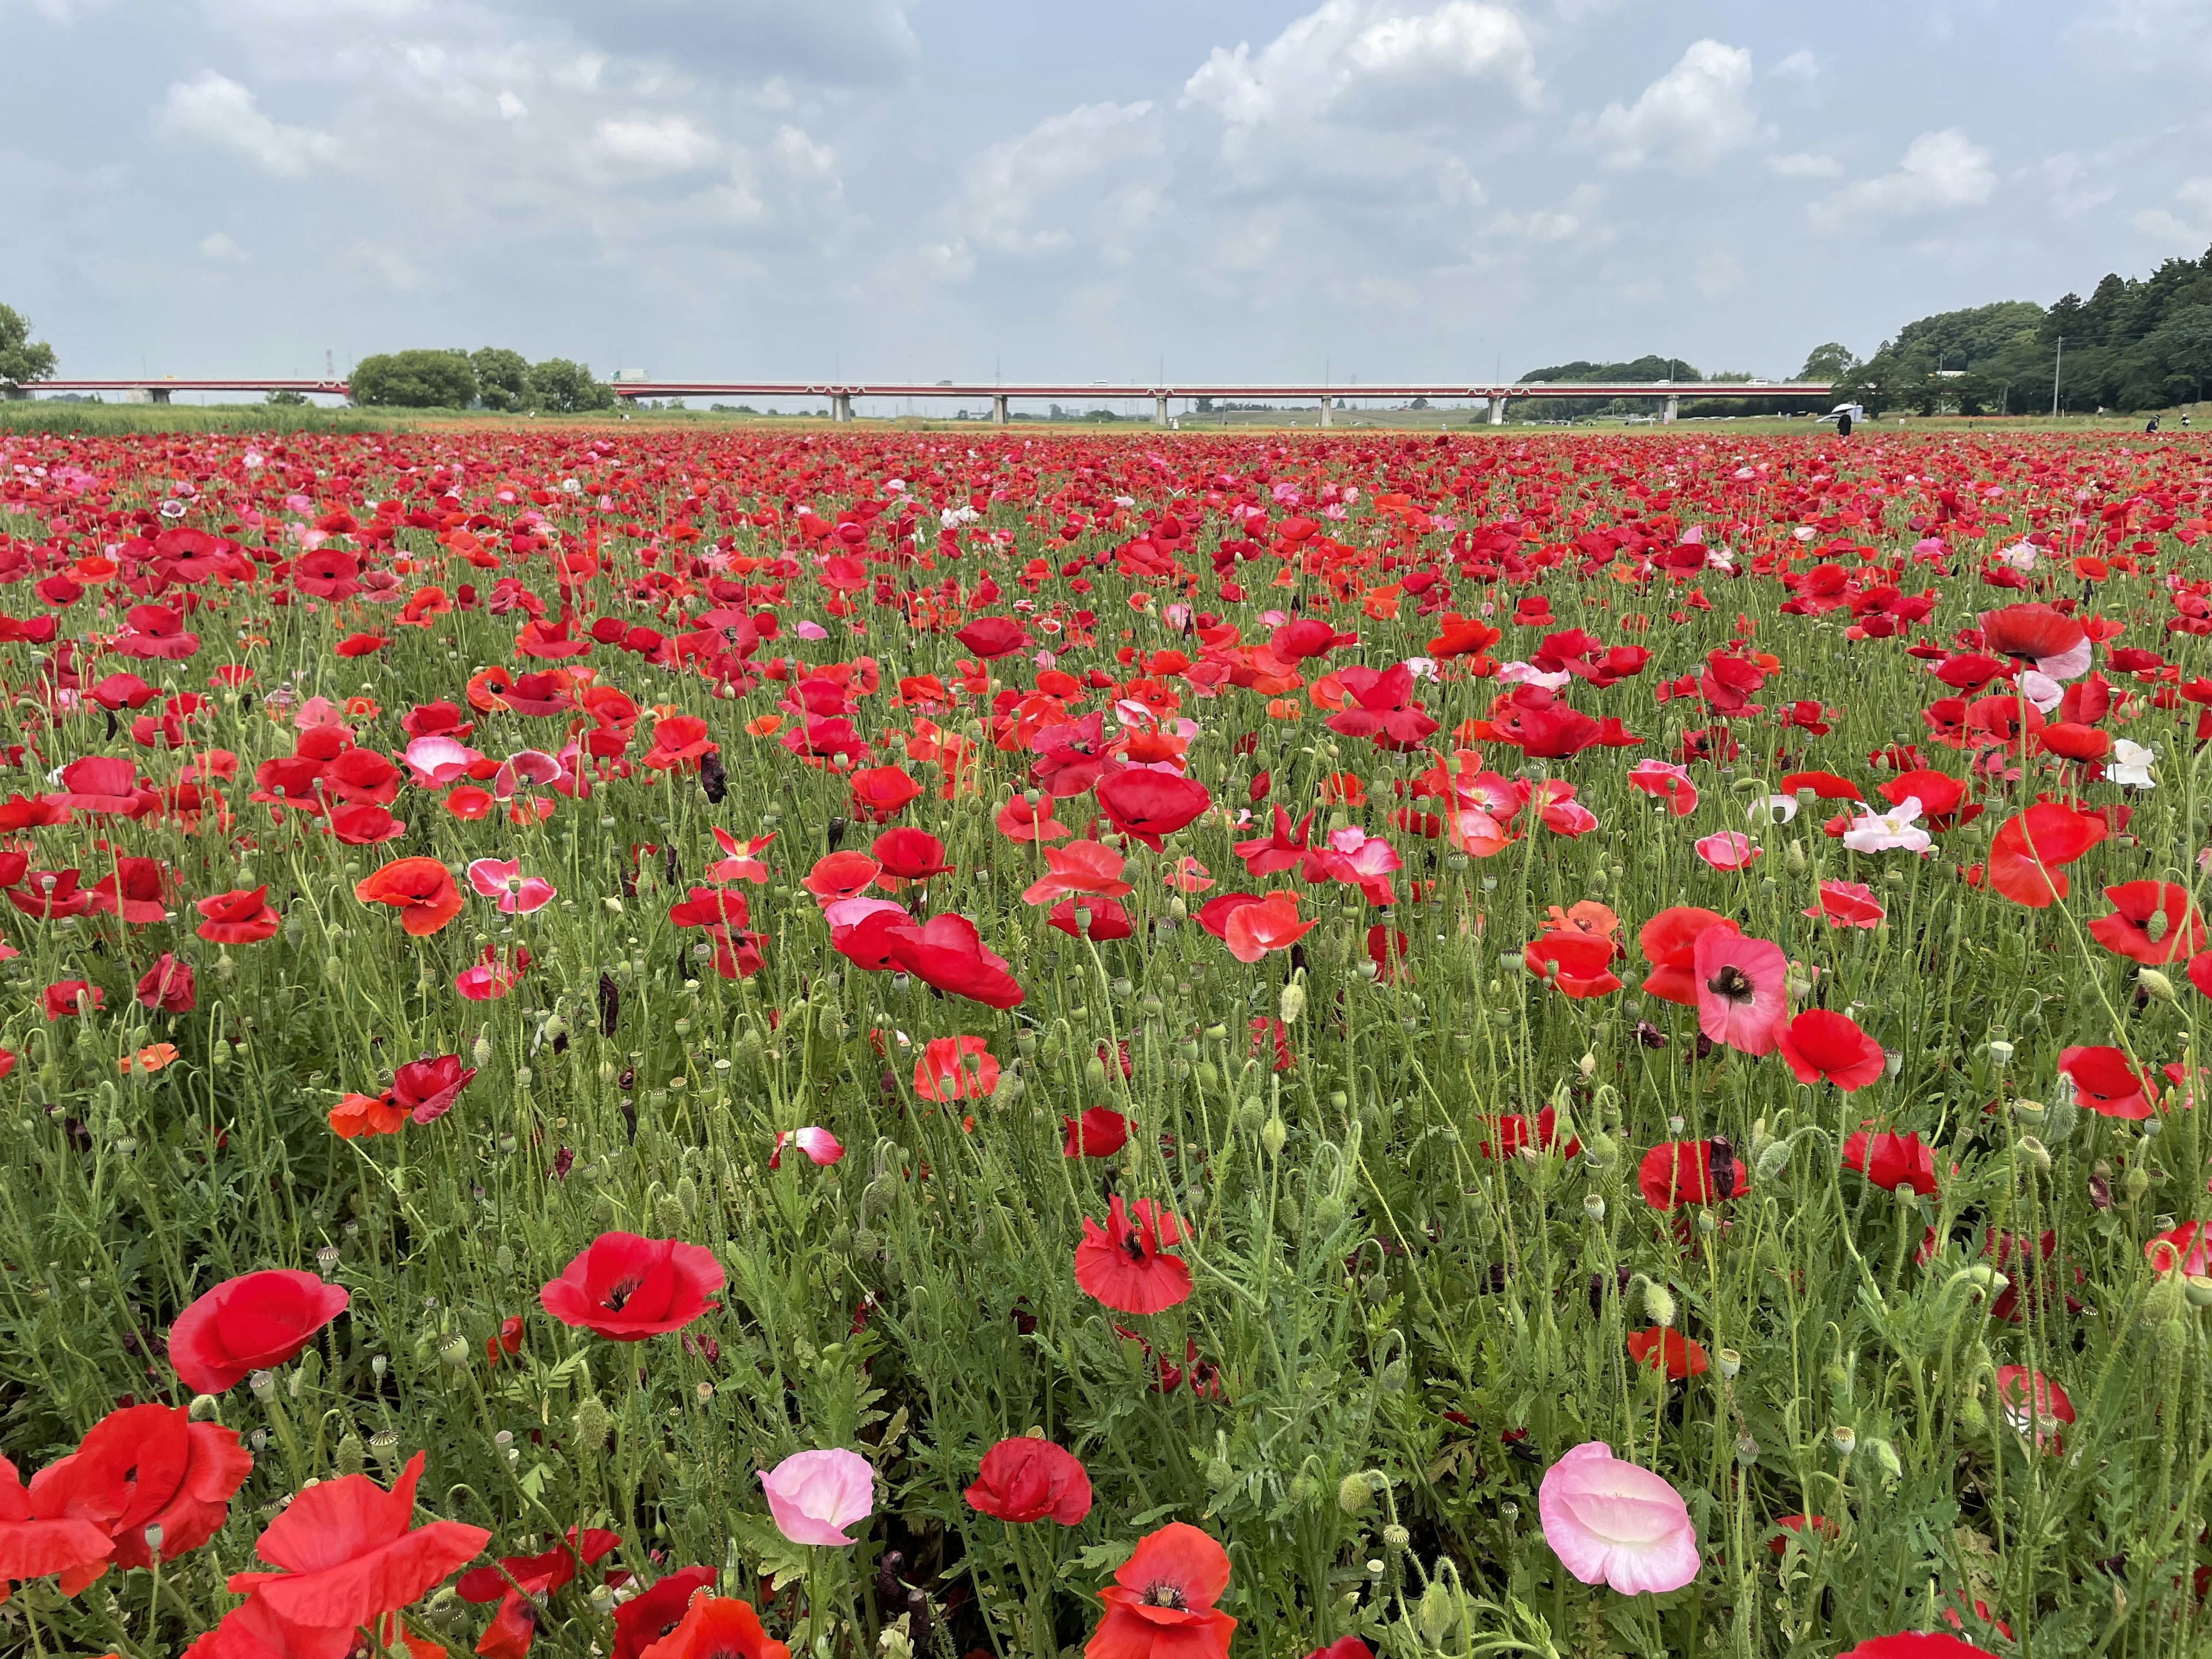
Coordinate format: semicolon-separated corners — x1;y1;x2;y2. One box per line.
436;1332;469;1368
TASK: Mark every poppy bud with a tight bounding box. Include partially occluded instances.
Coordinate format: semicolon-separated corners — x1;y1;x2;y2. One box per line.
1755;1139;1793;1183
1643;1283;1676;1327
1380;1358;1407;1391
1312;1192;1346;1230
1959;1396;1987;1435
335;1433;365;1475
189;1393;221;1422
2141;968;2179;1005
1261;1114;1289;1158
1416;1578;1456;1644
1338;1471;1381;1514
1786;841;1808;874
1206;1456;1236;1491
574;1393;614;1451
1584;1131;1618;1172
1279;980;1306;1026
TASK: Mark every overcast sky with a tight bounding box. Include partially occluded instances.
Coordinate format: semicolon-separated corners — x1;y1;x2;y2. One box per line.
6;0;2211;387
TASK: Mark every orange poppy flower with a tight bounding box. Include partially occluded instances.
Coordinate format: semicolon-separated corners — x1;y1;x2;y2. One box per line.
354;856;464;935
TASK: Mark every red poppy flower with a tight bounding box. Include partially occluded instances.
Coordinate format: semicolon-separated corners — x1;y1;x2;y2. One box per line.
1625;1327;1708;1379
1637;907;1737;1005
1523;929;1622;998
1086;1522;1236;1659
996;793;1070;843
1805;880;1884;930
1074;1196;1191;1313
329;1092;408;1139
219;1452;489;1635
540;1233;725;1340
640;714;717;772
914;1035;999;1101
956;616;1030;658
1986;804;2105;908
1693;930;1787;1056
1777;1010;1886;1090
1638;1140;1747;1210
1879;768;1979;830
195;885;281;944
802;851;881;903
354;855;465;935
965;1437;1093;1525
612;1567;719;1659
1063;1107;1130;1158
1993;1365;2074;1451
135;952;196;1013
38;1402;253;1580
2058;1045;2157;1119
1050;894;1134;941
1767;1515;1839;1556
1980;601;2088;671
85;855;171;923
169;1269;350;1395
2145;1221;2212;1276
1477;1105;1579;1160
1096;769;1211;850
2088;881;2205;964
873;827;953;881
0;1461;116;1600
853;911;1027;1009
849;765;923;822
1842;1130;1937;1195
458;1528;623;1659
637;1592;789;1659
392;1055;476;1124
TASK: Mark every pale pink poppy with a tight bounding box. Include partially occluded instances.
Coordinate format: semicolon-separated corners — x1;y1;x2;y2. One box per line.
402;734;484;789
771;1127;844;1168
760;1447;874;1546
1627;759;1699;817
1538;1442;1699;1595
467;858;555;915
1691;929;1788;1057
708;827;776;883
1694;831;1760;871
493;749;563;801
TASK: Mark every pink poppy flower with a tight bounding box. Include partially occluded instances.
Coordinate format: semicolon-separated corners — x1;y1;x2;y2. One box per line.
400;734;483;789
770;1127;844;1168
1691;930;1787;1056
1805;880;1884;929
759;1448;873;1546
1538;1442;1699;1594
1627;759;1698;816
1694;831;1760;871
466;858;555;915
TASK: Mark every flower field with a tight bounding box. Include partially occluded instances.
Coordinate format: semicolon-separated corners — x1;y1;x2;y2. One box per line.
1;423;2210;1659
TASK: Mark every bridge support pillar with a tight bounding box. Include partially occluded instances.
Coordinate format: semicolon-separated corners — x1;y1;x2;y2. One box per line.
1488;396;1505;425
150;388;172;404
1319;396;1332;429
991;394;1008;426
1155;393;1169;426
0;385;28;402
831;392;852;422
1662;395;1678;425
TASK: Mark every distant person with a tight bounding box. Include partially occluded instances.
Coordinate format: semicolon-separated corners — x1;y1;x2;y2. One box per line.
2184;413;2192;429
1836;410;1853;438
2146;416;2161;433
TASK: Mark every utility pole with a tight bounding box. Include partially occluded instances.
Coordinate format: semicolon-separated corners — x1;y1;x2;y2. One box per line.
2051;336;2063;419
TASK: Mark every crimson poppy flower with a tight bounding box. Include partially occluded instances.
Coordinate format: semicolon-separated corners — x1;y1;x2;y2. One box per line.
2088;880;2205;964
1692;930;1787;1056
802;851;881;903
1063;1107;1130;1158
1524;929;1622;998
11;868;95;920
1478;1105;1579;1160
2058;1045;2157;1119
612;1566;719;1659
1986;804;2105;908
1842;1130;1937;1195
956;616;1030;658
636;1592;789;1659
1625;1327;1708;1379
457;1528;623;1659
849;765;922;822
1777;1010;1886;1090
1096;768;1211;850
865;911;1027;1009
195;885;281;944
2145;1221;2212;1275
1767;1515;1839;1556
392;1055;476;1124
169;1269;350;1395
0;1461;116;1600
540;1233;725;1340
873;827;952;881
1306;1642;1374;1659
1979;602;2089;675
996;793;1070;843
354;855;465;935
219;1452;488;1636
1994;1365;2074;1451
39;1402;253;1580
41;978;100;1020
135;952;196;1013
1638;1140;1746;1210
1074;1196;1191;1313
965;1437;1093;1524
1879;768;1979;830
641;715;717;773
914;1035;999;1101
1086;1522;1236;1659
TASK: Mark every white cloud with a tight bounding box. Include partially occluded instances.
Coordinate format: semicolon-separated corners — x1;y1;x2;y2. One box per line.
1769;151;1841;178
153;71;338;177
946;101;1159;258
590;115;719;173
1183;0;1539;130
1770;48;1820;81
2070;0;2212;73
1693;249;1742;296
2130;175;2212;249
1810;128;1995;229
196;231;248;262
1490;182;1606;244
497;89;528;120
1580;40;1764;172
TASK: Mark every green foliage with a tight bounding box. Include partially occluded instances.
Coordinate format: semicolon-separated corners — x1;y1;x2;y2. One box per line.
528;357;616;412
350;348;478;408
471;347;532;412
0;301;58;387
1798;342;1859;381
264;388;309;407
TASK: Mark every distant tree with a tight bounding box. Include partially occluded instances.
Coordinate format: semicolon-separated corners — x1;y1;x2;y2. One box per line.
528;358;615;413
264;388;309;407
351;349;476;408
1798;343;1858;380
471;347;532;411
0;304;58;387
2146;307;2212;402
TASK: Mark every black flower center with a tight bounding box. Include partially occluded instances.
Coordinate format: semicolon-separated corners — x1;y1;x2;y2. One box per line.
1140;1582;1188;1610
603;1275;643;1312
1706;964;1754;1003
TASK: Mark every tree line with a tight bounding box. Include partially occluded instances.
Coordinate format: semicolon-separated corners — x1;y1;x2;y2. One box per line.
348;348;618;411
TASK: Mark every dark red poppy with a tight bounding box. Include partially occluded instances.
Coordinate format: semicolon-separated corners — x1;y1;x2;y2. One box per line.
965;1437;1093;1524
391;1055;476;1124
612;1566;719;1659
540;1233;725;1340
1097;768;1211;850
872;827;952;881
169;1269;350;1395
1979;602;2086;666
1073;1196;1191;1313
1842;1130;1937;1196
135;952;196;1013
457;1528;623;1659
1063;1107;1130;1158
849;765;923;822
195;886;281;945
956;616;1031;658
1638;1140;1746;1211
